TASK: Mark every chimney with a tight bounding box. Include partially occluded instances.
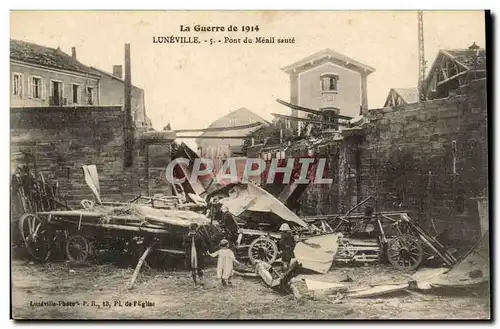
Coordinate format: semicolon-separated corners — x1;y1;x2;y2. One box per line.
124;44;133;167
71;47;76;59
113;65;123;79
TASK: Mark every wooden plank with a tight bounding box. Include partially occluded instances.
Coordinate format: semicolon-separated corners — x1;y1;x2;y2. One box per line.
401;213;456;264
174;122;263;133
47;218;169;234
127;245;153;290
276;99;353;120
302;211;410;222
338;246;380;251
157;248;185;255
271;113;347;126
38;210;102;217
175;135;252;139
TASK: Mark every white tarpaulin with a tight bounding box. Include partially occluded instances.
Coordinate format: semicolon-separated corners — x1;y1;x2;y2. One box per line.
305;279;348;291
294;233;341;274
219;183;309;229
82;165;101;204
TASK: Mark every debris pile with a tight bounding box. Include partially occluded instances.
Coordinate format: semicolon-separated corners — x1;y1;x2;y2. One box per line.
11;165;68;214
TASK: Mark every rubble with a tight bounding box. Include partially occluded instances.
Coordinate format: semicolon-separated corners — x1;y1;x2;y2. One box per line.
410;231;489;289
14;143;487;302
294;233;341;274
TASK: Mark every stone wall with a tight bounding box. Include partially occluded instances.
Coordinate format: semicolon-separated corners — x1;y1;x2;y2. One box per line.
11;106;173;208
361;79;487;243
299;79;488;244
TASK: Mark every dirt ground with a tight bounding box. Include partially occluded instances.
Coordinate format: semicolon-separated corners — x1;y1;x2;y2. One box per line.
11;251;490;320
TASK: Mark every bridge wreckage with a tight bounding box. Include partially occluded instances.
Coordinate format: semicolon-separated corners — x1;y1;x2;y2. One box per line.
12;99;484;293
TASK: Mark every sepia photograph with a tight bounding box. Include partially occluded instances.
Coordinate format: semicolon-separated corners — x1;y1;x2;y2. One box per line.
9;10;490;320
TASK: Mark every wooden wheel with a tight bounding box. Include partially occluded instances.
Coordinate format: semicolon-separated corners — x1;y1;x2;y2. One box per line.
66;234;91;263
18;213;51;261
248;236;278;265
387;234;423;271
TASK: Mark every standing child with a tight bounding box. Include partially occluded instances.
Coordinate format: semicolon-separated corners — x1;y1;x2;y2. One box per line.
209;239;241;286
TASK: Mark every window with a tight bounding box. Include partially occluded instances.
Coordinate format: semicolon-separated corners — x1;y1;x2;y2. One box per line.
320;73;339;92
13;73;24;97
32;77;42;99
87;86;94;105
50;80;63;106
72;84;79;104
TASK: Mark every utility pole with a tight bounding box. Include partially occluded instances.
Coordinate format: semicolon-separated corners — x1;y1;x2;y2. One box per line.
418;11;427;102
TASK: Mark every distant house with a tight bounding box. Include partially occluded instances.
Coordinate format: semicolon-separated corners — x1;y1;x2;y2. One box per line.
423;43;486;100
383;88;419;107
10;39;100;107
281;48;375;132
89;66;148;126
196;108;268;168
10;39;150;126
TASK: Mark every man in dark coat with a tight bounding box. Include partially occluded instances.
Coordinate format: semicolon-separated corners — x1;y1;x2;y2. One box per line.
279;223;296;271
220;204;240;252
183;223;209;285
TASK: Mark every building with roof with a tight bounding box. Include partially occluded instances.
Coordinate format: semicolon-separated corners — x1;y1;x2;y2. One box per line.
89;66;148;126
281;49;375;131
196;108;268;170
10;39;150;126
383;43;486;108
383;87;419;107
423;42;486;100
10;39;100;108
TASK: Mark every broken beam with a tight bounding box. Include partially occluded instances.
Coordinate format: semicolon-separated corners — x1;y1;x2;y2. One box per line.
271;113;348;126
175;135;250;139
127;245;153;290
174;122;263;133
276;99;353;120
438;69;485;86
437;70;468;86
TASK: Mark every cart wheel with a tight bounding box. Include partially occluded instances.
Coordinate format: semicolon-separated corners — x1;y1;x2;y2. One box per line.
66;235;91;263
387;234;423;271
18;213;51;261
248;236;278;265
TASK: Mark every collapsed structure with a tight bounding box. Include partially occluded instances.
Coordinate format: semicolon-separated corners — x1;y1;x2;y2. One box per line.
10;42;489;297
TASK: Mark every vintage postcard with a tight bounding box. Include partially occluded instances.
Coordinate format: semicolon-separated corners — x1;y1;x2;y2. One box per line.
10;10;490;320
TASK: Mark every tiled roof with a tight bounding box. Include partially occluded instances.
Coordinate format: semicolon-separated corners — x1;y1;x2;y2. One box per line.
196;108;269;145
10;39;97;75
282;48;375;75
393;87;419;104
89;67;143;91
444;49;486;70
90;67;124;82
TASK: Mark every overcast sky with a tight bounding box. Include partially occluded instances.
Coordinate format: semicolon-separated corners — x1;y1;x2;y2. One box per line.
11;10;486;138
